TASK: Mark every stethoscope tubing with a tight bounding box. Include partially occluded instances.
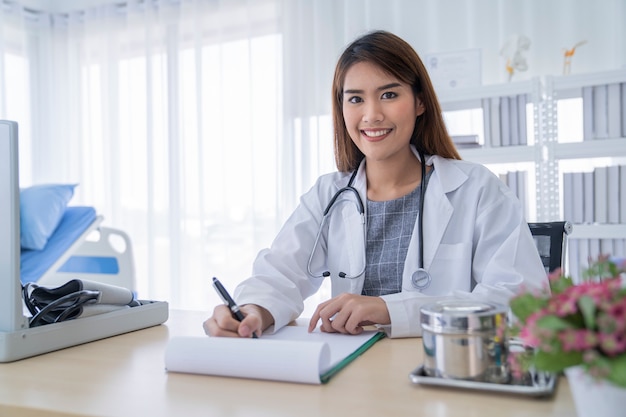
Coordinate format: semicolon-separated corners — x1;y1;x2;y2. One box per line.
307;150;432;289
306;170;365;279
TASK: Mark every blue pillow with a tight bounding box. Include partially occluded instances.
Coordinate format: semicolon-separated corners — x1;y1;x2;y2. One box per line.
20;184;77;250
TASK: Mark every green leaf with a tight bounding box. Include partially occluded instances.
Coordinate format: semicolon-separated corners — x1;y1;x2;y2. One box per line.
550;275;573;294
583;258;620;281
510;293;548;322
607;355;626;388
536;315;575;331
534;350;583;372
578;296;596;329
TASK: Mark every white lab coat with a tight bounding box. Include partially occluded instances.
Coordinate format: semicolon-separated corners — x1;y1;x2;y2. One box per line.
235;147;547;338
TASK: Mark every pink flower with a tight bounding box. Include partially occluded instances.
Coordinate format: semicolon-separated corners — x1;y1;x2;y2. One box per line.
606;299;626;330
597;300;626;334
558;329;598;352
599;332;626;356
548;268;563;283
518;312;544;347
509;257;626;386
583;350;599;363
587;362;611;380
546;292;578;316
508;353;525;379
565;280;615;305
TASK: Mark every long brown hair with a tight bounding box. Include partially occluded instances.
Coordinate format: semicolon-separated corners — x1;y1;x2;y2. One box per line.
332;30;461;172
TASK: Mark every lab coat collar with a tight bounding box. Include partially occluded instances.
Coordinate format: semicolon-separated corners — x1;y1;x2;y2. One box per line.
410;146;467;194
420;151;469;271
332;145;469;203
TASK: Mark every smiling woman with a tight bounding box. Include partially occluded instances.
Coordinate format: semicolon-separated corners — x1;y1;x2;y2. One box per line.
203;30;547;340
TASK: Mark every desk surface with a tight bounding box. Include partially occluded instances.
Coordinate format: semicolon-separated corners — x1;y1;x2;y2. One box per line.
0;310;575;417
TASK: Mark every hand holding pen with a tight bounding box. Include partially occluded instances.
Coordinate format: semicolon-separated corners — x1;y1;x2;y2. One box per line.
212;277;259;338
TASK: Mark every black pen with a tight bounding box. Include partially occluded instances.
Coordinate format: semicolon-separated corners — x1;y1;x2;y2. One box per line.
212;277;258;338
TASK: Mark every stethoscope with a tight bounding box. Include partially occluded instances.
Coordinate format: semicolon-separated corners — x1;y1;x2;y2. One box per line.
306;150;432;290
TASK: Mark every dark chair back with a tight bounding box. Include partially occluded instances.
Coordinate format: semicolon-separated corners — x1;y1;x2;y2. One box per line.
528;221;572;273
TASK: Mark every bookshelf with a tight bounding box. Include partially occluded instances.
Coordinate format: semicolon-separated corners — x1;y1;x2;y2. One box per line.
545;69;626;277
439;78;542;222
437;70;626;278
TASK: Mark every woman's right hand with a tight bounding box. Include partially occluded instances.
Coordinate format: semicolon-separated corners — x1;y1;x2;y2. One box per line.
203;304;272;338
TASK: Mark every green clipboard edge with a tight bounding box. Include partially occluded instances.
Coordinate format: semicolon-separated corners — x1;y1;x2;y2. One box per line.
319;331;386;384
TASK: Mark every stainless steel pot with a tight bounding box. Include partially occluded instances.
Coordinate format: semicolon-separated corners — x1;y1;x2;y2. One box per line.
420;300;509;383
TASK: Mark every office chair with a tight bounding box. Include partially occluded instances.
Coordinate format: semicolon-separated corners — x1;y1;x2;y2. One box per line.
528;221;573;273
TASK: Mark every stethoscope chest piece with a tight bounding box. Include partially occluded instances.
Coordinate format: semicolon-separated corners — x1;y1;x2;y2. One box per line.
411;268;432;290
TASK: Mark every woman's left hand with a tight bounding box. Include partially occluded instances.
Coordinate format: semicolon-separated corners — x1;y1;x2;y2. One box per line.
308;293;391;334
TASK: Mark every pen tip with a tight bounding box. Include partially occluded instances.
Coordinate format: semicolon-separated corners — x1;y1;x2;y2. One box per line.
212;277;218;282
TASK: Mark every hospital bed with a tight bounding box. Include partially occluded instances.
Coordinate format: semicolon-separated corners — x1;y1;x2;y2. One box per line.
20;206;135;290
0;120;169;362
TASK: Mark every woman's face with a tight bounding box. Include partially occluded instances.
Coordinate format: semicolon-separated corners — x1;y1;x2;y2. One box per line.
342;61;424;164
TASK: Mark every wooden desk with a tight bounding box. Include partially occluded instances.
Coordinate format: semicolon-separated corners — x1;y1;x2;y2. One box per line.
0;310;575;417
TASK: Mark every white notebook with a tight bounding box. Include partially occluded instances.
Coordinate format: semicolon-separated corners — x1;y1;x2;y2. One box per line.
165;326;385;384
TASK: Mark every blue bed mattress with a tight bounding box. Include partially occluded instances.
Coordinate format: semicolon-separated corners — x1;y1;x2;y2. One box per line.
20;206;97;284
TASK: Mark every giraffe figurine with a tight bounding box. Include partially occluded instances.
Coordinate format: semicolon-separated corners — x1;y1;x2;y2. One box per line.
563;40;587;75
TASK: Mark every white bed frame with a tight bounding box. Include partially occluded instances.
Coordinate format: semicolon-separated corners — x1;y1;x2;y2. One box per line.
37;217;137;291
0;120;169;363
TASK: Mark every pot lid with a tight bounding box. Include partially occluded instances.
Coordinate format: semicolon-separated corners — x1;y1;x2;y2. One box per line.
420;300;508;334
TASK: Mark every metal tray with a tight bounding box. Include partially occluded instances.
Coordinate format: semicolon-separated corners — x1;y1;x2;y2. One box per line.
409;365;558;397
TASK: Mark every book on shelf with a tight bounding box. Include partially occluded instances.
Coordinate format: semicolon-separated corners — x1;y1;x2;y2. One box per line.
562;172;574;224
621;165;626;223
452;134;480;149
164;325;385;384
509;95;519;146
607;165;620;224
613;240;623;258
490;96;501;147
583;171;595;223
589;238;601;265
594;166;608;223
622;83;626;137
572;172;584;224
481;98;491;147
517;170;528;218
567;239;579;279
600;239;615;257
500;170;528;216
570;239;589;279
506;170;518;199
607;83;621;139
500;96;511;146
517;94;528;145
582;86;593;141
592;85;609;140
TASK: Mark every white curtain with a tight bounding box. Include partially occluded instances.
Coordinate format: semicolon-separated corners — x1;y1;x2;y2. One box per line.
1;0;625;313
2;0;287;312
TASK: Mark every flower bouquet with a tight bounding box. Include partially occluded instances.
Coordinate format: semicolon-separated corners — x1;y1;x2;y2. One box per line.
508;256;626;388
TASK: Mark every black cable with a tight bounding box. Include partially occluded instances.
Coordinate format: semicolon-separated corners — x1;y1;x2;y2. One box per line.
28;289;100;327
418;150;426;271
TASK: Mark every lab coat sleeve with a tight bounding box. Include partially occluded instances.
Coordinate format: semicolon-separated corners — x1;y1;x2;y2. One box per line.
466;177;548;302
233;175;338;333
381;166;547;338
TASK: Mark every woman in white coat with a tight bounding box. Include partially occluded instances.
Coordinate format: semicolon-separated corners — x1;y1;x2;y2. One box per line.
204;30;547;339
